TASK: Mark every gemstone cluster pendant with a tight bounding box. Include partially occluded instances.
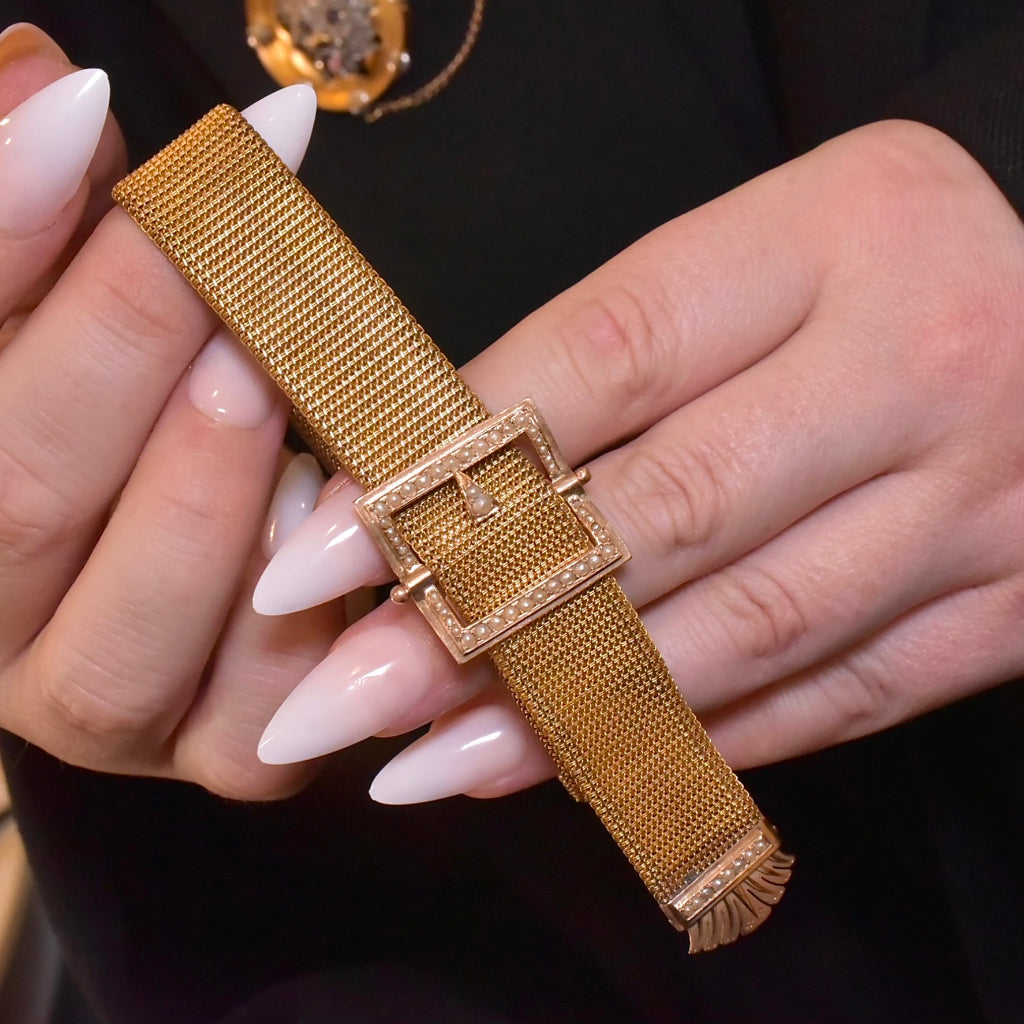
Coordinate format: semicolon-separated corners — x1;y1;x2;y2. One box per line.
246;0;408;114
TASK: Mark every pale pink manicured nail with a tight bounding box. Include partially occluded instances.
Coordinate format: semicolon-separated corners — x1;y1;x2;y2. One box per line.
263;452;326;558
0;67;109;237
187;327;281;427
252;478;389;615
259;624;428;764
258;610;491;764
369;702;546;804
241;84;316;173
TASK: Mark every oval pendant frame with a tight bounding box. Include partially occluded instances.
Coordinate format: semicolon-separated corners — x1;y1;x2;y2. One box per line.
246;0;407;114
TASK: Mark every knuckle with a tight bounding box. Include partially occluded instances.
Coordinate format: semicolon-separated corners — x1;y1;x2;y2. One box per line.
828;121;966;211
69;230;200;366
35;645;165;754
705;565;810;664
0;446;80;562
152;469;237;557
557;281;671;419
820;659;902;733
621;439;729;554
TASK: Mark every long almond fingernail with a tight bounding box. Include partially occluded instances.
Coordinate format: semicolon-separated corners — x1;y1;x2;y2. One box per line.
258;625;430;764
263;453;325;558
369;703;541;805
241;83;315;174
253;479;389;615
0;67;109;237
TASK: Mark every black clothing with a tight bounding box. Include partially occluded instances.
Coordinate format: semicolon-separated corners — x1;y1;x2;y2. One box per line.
2;2;1024;1021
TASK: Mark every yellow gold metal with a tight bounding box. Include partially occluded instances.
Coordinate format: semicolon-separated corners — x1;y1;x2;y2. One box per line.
245;0;407;114
112;105;793;948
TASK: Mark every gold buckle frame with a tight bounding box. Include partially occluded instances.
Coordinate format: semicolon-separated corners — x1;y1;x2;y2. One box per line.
354;400;630;662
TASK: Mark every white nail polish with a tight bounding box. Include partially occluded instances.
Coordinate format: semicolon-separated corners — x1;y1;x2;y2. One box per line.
263;452;326;558
241;84;316;173
252;480;389;615
0;68;109;238
369;704;535;805
258;625;428;764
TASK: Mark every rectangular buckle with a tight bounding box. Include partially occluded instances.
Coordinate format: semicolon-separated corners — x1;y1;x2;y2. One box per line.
354;399;630;662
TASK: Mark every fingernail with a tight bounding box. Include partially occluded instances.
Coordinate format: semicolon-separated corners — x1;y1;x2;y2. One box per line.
314;471;351;510
263;453;326;558
0;67;109;237
369;703;534;805
0;23;69;66
188;326;281;427
241;84;316;173
258;625;432;764
252;479;388;615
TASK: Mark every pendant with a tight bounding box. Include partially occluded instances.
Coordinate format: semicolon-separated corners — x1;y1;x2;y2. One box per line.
246;0;408;115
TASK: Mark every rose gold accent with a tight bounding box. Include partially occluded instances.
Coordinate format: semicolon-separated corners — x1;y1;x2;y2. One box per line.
355;400;630;662
661;820;795;953
552;471;585;496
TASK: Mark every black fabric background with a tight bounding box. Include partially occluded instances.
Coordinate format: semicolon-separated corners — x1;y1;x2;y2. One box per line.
1;1;1023;1021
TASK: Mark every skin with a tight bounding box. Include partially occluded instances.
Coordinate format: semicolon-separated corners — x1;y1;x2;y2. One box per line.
2;38;1024;802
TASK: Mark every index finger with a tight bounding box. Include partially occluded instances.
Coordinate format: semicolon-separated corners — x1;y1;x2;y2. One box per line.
461;150;830;464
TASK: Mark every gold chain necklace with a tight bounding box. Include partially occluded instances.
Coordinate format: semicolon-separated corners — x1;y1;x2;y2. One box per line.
245;0;486;121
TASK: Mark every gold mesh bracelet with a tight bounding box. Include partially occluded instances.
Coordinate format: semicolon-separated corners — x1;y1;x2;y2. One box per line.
113;105;793;952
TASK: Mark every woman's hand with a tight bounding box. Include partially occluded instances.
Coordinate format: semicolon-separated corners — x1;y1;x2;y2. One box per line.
0;26;344;799
254;118;1024;803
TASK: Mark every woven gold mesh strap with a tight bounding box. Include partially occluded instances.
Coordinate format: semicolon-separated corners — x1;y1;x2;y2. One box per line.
113;105;793;951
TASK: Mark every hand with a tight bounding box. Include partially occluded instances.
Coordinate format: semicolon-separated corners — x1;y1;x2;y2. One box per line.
0;26;344;798
254;118;1024;803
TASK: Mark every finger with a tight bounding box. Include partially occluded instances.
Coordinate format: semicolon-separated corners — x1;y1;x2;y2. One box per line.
458;147;832;464
581;307;930;608
172;551;345;802
352;467;975;799
252;308;917;618
0;88;316;655
250;200;878;621
2;341;286;768
702;577;1024;770
319;462;1007;797
641;463;1004;717
171;451;344;798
